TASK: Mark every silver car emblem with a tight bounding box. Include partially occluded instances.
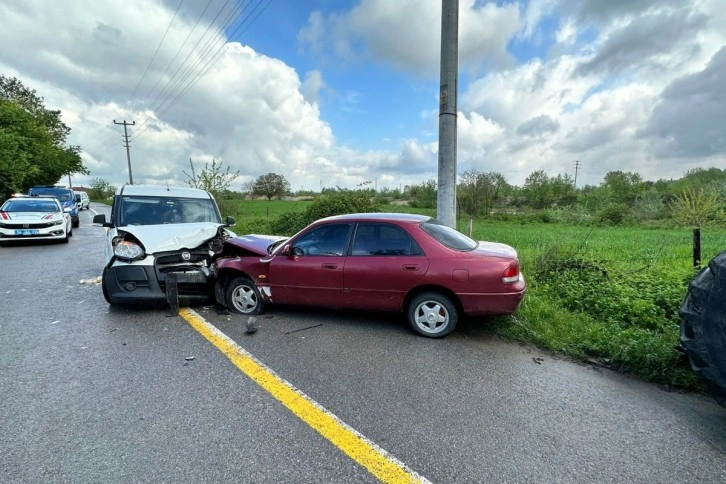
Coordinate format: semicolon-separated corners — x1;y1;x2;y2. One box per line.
181;252;191;261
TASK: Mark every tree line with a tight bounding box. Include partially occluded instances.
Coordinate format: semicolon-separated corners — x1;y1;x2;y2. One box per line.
3;75;722;228
0;76;86;200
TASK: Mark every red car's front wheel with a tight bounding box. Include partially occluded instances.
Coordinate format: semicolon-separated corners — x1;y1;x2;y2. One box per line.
226;276;263;315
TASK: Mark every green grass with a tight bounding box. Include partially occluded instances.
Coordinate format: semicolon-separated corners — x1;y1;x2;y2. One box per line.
223;199;726;393
223;199;310;219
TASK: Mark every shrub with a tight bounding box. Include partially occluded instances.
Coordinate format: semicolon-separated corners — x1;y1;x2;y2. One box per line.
598;204;632;226
270;211;309;236
232;216;272;235
270;190;381;236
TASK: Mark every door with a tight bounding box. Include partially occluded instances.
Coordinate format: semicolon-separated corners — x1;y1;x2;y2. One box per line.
267;223;352;307
343;223;429;311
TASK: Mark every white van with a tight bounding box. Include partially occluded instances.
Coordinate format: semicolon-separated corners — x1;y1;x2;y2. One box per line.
92;184;235;306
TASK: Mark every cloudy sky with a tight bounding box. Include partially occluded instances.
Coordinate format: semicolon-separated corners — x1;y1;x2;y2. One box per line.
1;0;725;191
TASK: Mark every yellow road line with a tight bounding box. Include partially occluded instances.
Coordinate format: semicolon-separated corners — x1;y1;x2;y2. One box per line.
179;308;430;484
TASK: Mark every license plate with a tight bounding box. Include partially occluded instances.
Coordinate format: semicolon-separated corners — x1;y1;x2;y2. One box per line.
14;229;40;235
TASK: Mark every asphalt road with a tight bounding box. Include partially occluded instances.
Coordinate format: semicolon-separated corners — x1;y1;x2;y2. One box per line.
1;203;725;483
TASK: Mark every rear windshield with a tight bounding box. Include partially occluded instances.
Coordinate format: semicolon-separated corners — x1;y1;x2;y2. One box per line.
1;199;60;212
119;196;221;226
29;187;73;202
420;219;478;251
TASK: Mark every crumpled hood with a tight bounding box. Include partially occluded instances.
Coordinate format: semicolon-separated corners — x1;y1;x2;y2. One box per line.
473;241;518;259
226;234;288;256
120;222;224;254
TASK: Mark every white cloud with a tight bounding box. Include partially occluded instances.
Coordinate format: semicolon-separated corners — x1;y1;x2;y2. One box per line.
1;0;725;195
299;0;520;75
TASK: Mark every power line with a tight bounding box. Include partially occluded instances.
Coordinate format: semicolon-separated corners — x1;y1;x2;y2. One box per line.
128;0;185;102
125;0;253;142
130;0;273;142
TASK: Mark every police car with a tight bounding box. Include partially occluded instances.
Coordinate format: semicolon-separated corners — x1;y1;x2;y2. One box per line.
0;195;73;244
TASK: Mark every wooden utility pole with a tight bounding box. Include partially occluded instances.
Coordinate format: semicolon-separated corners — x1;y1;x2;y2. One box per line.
437;0;459;228
114;120;136;184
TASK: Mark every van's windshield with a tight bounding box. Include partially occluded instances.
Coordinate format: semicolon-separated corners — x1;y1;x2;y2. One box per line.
119;196;221;226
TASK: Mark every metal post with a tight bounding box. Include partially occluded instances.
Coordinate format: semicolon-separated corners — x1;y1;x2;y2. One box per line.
437;0;459;228
693;228;702;270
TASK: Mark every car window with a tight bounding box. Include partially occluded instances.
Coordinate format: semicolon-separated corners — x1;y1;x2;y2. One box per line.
29;188;73;202
1;199;59;212
120;196;220;226
351;223;422;256
420;219;477;251
292;223;351;256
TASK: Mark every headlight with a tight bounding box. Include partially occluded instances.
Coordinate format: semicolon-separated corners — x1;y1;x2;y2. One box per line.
114;240;145;260
50;219;64;226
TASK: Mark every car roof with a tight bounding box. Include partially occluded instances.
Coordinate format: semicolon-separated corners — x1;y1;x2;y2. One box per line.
3;196;61;206
117;184;212;199
29;186;72;192
317;212;432;224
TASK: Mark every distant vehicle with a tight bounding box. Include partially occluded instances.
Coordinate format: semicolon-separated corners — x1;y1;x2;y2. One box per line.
28;186;79;228
93;184;235;306
0;195;72;244
74;191;90;210
213;213;526;338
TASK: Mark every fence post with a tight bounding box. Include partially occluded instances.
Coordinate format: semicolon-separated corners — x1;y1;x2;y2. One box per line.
467;218;473;237
693;227;701;270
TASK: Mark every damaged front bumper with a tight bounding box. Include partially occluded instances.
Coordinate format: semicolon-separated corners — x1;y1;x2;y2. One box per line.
103;256;215;306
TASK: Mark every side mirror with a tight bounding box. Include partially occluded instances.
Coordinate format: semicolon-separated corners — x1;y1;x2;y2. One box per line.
225;216;235;227
93;214;112;227
280;244;290;256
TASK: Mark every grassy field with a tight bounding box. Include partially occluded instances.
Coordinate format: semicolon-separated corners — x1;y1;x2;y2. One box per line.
226;199;726;393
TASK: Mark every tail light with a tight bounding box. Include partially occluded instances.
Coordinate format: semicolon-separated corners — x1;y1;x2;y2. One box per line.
502;262;520;284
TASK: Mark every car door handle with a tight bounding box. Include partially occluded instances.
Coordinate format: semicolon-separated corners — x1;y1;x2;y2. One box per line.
402;264;420;271
321;263;338;269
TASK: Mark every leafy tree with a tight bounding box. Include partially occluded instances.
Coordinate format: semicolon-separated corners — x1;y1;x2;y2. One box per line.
252;173;291;200
523;170;553;209
183;158;239;196
602;171;644;206
407;179;437;209
671;188;724;228
0;76;86;198
457;170;506;216
88;178;116;201
0;98;44;198
633;187;666;221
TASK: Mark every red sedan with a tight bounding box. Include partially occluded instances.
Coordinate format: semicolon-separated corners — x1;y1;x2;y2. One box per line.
213;213;525;337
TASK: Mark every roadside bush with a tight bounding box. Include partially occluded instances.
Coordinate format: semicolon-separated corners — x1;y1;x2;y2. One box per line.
533;249;689;332
270;190;381;236
232;216;272;235
598;204;633;226
548;205;596;225
270;211;309;236
306;190;380;221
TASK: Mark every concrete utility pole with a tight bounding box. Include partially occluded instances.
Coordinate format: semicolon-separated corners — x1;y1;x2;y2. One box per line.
437;0;459;228
573;160;581;190
114;120;136;184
